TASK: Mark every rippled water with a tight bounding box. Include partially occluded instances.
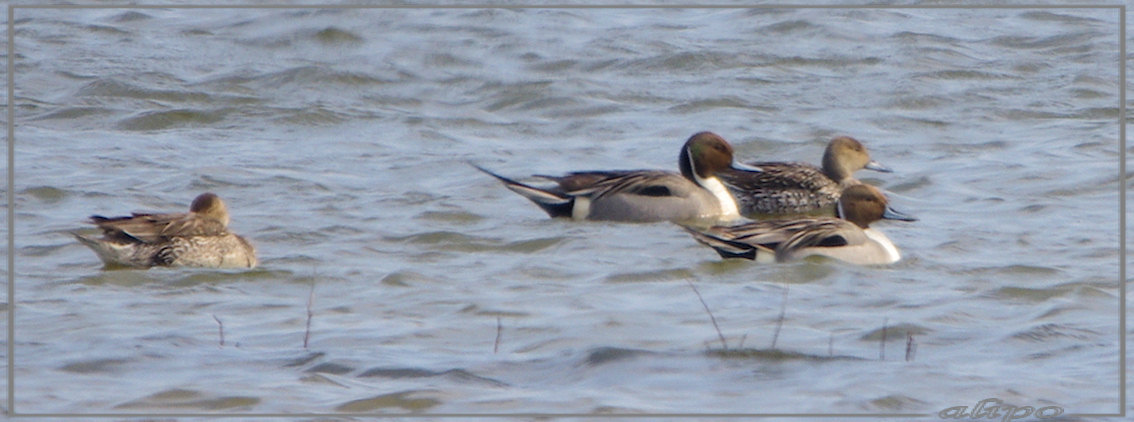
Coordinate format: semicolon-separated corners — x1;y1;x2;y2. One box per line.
5;5;1125;418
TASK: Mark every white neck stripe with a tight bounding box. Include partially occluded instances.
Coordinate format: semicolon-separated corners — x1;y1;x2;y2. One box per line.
696;174;740;219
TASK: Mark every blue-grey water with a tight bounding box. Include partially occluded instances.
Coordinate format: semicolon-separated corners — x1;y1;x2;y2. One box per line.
4;5;1125;419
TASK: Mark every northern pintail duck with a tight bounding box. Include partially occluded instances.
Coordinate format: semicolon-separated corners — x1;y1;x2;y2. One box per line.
73;192;258;269
474;131;759;223
683;184;916;265
718;136;891;217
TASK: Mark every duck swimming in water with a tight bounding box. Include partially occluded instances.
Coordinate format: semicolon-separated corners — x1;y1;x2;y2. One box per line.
475;131;760;223
683;184;915;265
73;192;257;269
719;136;892;217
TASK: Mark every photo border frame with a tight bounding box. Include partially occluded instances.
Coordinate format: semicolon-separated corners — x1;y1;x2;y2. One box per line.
4;3;1126;419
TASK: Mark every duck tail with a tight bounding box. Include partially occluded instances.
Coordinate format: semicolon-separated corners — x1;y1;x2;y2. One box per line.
681;226;758;260
469;162;575;218
71;231;100;249
71;232;123;266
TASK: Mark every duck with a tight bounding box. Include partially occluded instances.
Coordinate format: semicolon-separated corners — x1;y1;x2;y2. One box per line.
474;131;760;223
73;192;258;269
718;136;892;217
682;184;916;265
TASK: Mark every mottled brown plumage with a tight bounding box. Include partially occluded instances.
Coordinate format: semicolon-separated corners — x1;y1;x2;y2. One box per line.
719;136;892;216
74;193;257;269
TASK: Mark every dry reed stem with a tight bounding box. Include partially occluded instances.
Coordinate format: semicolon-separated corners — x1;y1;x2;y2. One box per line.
905;332;916;362
771;284;789;349
879;318;889;361
686;279;727;350
304;282;315;349
212;314;224;347
494;317;502;354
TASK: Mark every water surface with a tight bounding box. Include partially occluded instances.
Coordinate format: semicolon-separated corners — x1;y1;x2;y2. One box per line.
5;6;1124;417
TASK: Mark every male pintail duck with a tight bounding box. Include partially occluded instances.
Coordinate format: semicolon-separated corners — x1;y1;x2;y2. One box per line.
474;131;761;223
718;136;892;217
73;192;258;269
683;184;916;265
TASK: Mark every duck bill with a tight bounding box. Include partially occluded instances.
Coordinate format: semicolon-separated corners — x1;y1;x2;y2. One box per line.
882;206;917;222
864;160;893;173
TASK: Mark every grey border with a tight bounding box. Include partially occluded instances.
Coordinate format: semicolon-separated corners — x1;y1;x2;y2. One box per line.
5;2;13;417
4;3;1126;419
1120;4;1128;419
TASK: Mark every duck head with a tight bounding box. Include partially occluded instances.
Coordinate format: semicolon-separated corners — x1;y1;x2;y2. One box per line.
837;184;916;229
190;192;231;227
678;131;739;181
821;136;892;182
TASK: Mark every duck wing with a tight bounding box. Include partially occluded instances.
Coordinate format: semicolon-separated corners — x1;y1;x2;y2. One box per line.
90;212;227;243
717;162;824;190
775;219;869;261
548;170;696;199
683;218;824;261
717;163;842;214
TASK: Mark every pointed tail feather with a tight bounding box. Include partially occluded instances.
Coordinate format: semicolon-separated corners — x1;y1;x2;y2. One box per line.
470;162;575;218
71;232;101;251
681;226;759;260
72;232;131;266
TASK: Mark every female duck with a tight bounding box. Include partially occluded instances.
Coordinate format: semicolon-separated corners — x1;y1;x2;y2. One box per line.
719;136;891;217
683;184;915;265
74;192;258;269
475;131;758;223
